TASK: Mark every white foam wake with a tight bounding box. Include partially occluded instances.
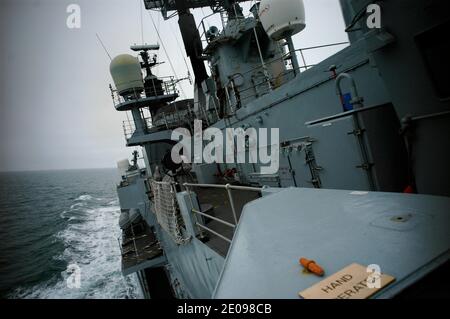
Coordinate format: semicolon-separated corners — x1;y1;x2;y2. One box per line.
12;195;143;299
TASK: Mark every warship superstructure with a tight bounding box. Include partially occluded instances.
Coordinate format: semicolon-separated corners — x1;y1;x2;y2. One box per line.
108;0;450;299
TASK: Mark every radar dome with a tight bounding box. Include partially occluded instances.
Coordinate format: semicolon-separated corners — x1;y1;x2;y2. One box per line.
110;54;144;96
259;0;306;41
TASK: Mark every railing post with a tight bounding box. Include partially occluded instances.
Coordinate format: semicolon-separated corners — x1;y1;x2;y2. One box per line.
179;183;263;243
253;27;272;91
151;78;157;96
225;184;238;225
130;225;139;258
184;184;206;238
117;237;123;255
201;20;207;43
163;112;169;129
299;49;308;71
286;36;300;75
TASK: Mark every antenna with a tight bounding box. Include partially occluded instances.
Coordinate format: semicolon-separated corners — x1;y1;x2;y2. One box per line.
148;10;187;98
139;0;144;44
130;44;160;52
96;33;112;61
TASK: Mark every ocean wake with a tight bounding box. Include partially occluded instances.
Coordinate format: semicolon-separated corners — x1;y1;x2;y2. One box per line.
11;194;142;299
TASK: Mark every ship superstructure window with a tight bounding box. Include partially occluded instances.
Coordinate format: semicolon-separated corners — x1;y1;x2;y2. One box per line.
415;20;450;100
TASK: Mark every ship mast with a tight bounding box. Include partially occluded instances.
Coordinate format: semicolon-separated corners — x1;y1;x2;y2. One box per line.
143;0;252;85
109;44;181;176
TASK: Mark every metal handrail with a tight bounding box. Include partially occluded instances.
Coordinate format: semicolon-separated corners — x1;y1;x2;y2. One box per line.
216;42;349;115
197;8;251;45
183;182;262;243
121;103;214;141
117;237;123;255
148;180;262;243
117;39;349;137
236;42;349;79
122;107;192;140
110;76;179;108
197;223;232;244
191;208;236;228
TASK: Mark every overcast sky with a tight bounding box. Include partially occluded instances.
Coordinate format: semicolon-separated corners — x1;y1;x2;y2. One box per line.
0;0;348;171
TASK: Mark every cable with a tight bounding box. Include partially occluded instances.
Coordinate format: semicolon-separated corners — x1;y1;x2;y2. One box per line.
169;22;192;77
147;11;187;99
139;0;144;44
96;33;112;61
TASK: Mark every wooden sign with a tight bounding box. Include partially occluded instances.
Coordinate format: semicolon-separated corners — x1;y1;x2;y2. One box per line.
299;263;395;299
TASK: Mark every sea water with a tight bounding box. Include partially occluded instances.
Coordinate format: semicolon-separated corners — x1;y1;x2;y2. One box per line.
0;169;142;299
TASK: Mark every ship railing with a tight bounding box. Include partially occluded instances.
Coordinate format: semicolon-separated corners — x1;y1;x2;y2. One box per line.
223;41;349;115
155;100;220;130
190;101;221;126
234;42;349;83
183;183;263;243
234;41;349;80
198;11;222;45
122;116;154;141
292;42;349;72
154;99;217;132
110;76;179;108
152;107;196;131
121;102;217;141
117;234;140;259
122;115;173;141
121;42;348;138
122;119;137;141
197;7;255;46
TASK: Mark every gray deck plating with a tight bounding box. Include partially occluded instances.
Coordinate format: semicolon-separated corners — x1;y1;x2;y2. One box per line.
213;188;450;299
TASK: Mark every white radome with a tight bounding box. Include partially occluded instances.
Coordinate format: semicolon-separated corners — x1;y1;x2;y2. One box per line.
110;54;144;95
259;0;306;41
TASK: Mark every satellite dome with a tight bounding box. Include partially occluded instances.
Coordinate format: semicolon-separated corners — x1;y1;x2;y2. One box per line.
259;0;306;41
110;54;144;96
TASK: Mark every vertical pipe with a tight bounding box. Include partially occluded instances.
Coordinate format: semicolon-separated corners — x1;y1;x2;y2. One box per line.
185;185;205;238
253;27;272;90
286;36;300;75
131;108;146;135
225;184;238;225
130;225;139;258
117;237;123;255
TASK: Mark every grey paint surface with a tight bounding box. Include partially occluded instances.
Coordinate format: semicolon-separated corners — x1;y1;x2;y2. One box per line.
157;192;225;298
111;0;450;299
117;178;148;210
355;0;450;196
204;39;400;191
213;188;450;298
117;176;225;298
